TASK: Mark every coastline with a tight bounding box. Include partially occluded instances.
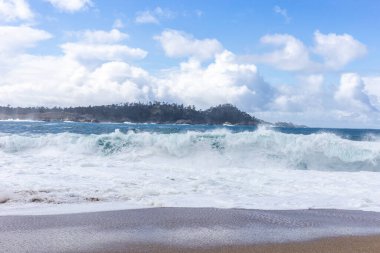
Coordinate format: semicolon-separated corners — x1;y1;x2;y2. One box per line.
0;117;258;126
2;207;380;252
0;103;261;126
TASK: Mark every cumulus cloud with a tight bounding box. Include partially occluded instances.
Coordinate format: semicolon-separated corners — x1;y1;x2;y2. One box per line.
0;55;155;106
155;29;223;61
0;23;377;127
160;50;273;110
256;31;366;72
61;29;147;63
68;29;129;44
0;27;273;112
300;74;324;94
313;31;367;69
257;34;312;71
0;0;33;22
135;7;174;24
268;72;378;122
363;76;380;109
335;73;377;112
363;77;380;97
0;25;52;54
0;26;152;107
61;43;147;62
45;0;92;12
270;74;325;112
255;72;380;127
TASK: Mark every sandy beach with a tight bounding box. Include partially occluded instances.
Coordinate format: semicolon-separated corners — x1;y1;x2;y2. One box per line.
94;236;380;253
2;208;380;252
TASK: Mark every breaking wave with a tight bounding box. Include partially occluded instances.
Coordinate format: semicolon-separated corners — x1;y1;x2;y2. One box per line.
1;128;379;172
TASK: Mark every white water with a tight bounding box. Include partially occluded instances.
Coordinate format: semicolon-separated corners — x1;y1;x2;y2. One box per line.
1;128;380;214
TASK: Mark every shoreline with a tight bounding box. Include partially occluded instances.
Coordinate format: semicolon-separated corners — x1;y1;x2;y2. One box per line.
2;207;380;252
2;201;380;217
0;118;258;126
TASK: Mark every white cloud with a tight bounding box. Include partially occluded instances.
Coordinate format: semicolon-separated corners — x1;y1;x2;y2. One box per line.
256;31;367;72
0;25;378;127
61;29;146;62
61;43;147;62
70;29;129;44
0;0;33;22
255;73;378;127
270;74;325;112
135;7;174;24
160;50;273;110
258;34;312;71
265;72;379;126
155;29;223;61
0;55;155;106
0;26;150;107
0;25;52;54
0;24;153;107
0;27;273;112
363;76;380;109
335;73;377;112
273;5;291;23
45;0;92;12
363;76;380;96
313;31;367;69
300;74;324;94
255;72;380;127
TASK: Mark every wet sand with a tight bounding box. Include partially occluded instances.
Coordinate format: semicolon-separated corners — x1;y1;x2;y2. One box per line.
95;236;380;253
1;208;380;252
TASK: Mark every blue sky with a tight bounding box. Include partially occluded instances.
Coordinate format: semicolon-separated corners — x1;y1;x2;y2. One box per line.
0;0;379;128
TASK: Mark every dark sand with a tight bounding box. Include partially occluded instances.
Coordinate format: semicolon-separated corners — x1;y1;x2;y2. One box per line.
93;236;380;253
2;208;380;252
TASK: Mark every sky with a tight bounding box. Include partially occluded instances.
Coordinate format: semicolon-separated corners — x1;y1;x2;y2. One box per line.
0;0;379;128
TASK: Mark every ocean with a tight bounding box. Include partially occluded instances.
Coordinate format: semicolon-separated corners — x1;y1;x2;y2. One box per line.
1;121;380;213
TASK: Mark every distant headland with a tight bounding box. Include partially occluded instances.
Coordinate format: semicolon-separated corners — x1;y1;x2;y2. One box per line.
0;102;308;127
0;103;264;125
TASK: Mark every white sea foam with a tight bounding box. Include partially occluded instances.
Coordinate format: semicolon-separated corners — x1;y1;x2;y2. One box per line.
363;133;380;142
0;119;44;122
1;128;380;213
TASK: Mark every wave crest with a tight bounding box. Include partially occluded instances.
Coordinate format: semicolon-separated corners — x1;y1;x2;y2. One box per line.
0;128;379;171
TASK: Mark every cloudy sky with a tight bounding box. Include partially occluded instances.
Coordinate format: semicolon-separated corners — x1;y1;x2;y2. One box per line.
0;0;379;128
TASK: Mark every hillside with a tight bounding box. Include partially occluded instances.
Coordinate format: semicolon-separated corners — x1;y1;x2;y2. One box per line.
0;102;261;125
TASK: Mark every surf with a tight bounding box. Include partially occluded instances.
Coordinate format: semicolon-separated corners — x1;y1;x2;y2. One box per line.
0;127;379;172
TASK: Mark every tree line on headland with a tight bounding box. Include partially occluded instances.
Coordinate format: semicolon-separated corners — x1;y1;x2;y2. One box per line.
0;102;262;125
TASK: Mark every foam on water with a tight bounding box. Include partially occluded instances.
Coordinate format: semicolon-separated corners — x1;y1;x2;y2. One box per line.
1;125;380;213
0;119;44;122
1;127;379;171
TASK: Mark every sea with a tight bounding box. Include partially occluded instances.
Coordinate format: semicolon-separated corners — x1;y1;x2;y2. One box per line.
1;120;380;214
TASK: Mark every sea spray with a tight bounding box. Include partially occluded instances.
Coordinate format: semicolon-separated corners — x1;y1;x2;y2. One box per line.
1;123;380;211
0;128;379;171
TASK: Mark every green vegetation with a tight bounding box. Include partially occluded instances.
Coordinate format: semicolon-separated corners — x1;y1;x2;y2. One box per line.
0;102;260;125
